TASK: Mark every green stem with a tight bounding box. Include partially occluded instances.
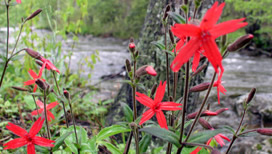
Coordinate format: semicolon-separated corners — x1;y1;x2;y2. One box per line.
43;90;51;139
67;97;79;145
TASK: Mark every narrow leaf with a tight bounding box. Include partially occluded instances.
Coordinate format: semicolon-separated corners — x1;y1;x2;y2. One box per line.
96;125;131;141
167;12;186;24
140;127;181;147
99;141;122;154
52;131;73;151
120;102;133;122
140;134;151;153
151;41;165;50
188;129;223;143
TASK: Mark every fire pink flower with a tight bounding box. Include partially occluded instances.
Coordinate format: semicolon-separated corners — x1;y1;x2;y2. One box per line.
170;1;247;80
24;68;45;92
31;100;58;122
4;117;55;153
40;57;60;73
213;75;227;104
16;0;21;4
136;81;182;129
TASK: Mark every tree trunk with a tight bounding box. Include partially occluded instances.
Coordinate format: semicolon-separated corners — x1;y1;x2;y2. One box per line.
106;0;224;124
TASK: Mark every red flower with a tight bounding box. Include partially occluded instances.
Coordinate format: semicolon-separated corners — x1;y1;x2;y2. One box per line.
136;81;182;129
4;117;55;154
213;74;227;104
31;100;58;122
24;68;45;92
40;57;60;73
207;133;230;146
145;66;157;76
16;0;21;3
170;1;247;75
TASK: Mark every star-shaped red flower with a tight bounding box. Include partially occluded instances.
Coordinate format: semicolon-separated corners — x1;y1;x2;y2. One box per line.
24;68;45;92
4;117;55;153
213;75;227;104
170;1;247;75
31;100;58;122
136;81;182;129
16;0;21;3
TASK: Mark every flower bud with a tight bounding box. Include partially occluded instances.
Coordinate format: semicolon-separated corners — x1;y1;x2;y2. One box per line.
150;83;157;97
191;63;208;77
256;128;272;136
199;118;213;129
136;65;157;78
246;88;256;104
189;82;210;92
215;108;228;114
35;79;49;91
25;48;41;59
227;34;254;52
163;4;171;21
26;9;42;21
63;89;70;99
187;110;217;119
129;122;138;130
12;86;29;92
125;59;131;73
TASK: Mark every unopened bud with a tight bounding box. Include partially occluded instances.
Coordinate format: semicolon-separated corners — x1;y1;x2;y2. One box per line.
135;51;139;57
246;88;256;104
168;29;175;44
12;86;29;92
163;4;171;21
136;65;157;78
150;83;157;97
129;122;138;130
227;34;254;51
192;63;208;77
26;9;42;21
63;89;70;99
36;60;44;67
199;118;213;129
169;96;173;102
187;110;217;119
35;79;49;91
190;82;210;92
125;59;131;73
25;48;41;59
256;128;272;136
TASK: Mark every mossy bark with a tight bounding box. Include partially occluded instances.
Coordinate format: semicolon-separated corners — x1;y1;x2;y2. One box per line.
106;0;224;125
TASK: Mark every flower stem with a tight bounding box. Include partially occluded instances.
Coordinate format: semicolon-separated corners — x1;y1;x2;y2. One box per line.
52;71;69;128
164;24;170;98
67;96;79;145
43;90;51;139
123;131;133;154
226;106;247;154
177;72;217;154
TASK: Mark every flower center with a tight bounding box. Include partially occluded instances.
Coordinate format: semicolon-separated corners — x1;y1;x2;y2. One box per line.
201;30;211;41
24;134;32;142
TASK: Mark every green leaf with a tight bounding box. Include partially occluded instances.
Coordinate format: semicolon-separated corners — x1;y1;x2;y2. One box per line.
167;12;186;24
121;102;133;122
221;125;235;134
52;131;73;152
99;141;122;154
139;134;151;153
96;125;131;141
163;50;175;57
35;146;49;153
187;129;223;143
151;41;165;50
140;127;181;147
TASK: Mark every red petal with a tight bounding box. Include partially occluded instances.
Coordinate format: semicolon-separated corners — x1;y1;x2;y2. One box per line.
190;147;202;154
156;110;168;129
24;80;35;86
3;138;27;149
46;60;60;73
33;136;55;147
28;69;38;79
38;64;45;78
202;38;222;73
46;101;59;110
136;92;155;108
206;138;213;145
171;24;201;37
192;51;201;72
31;109;43;116
219;134;231;142
29;117;44;137
210;18;248;38
154;81;166;104
6;122;27;137
16;0;21;4
36;100;44;109
200;2;225;30
172;38;185;54
139;109;155;125
33;84;37;92
214;134;225;147
47;111;55;121
160;102;182;111
27;144;36;154
171;38;201;72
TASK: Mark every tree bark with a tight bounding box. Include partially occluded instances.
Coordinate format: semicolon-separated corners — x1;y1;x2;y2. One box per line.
106;0;225;124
